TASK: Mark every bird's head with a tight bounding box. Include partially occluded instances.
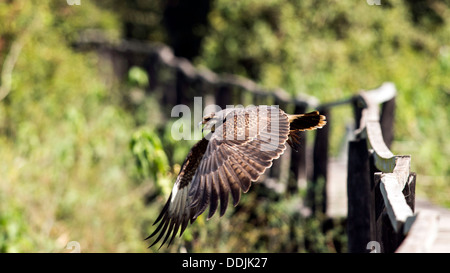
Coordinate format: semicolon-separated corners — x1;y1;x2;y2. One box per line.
200;109;233;133
200;112;219;133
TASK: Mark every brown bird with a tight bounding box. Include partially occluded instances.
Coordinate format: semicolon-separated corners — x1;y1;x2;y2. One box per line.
147;105;326;248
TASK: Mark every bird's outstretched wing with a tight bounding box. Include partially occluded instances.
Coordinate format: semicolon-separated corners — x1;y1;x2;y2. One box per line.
189;106;290;219
147;106;290;248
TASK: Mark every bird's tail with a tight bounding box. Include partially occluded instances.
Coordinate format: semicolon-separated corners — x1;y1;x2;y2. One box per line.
288;111;327;131
287;111;326;151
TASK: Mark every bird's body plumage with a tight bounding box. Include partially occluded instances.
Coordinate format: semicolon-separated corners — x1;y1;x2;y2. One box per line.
147;105;326;248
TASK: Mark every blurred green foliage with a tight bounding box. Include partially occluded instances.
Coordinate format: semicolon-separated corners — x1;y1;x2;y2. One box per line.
130;128;171;196
0;0;144;252
128;66;150;88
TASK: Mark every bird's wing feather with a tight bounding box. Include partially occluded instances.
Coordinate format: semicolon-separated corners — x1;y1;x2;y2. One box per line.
147;106;290;248
146;138;208;248
189;106;289;220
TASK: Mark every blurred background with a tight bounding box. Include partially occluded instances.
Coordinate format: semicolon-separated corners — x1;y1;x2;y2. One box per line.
0;0;448;253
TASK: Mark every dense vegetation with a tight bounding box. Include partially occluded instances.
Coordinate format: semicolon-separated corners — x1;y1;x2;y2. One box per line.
0;0;142;252
0;0;448;252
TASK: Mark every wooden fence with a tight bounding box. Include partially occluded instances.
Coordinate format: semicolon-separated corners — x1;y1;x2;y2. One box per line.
345;83;415;253
75;36;431;253
346;83;441;253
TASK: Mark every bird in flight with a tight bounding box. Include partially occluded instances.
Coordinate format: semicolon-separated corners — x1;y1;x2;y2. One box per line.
147;105;326;248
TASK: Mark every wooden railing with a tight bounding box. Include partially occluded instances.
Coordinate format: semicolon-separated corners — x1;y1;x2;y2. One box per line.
345;83;441;253
75;36;432;253
346;83;414;252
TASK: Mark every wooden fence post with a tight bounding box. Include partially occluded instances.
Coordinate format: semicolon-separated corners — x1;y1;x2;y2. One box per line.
373;170;409;253
215;84;233;110
352;96;364;130
143;52;159;92
376;171;415;253
176;68;189;106
288;103;308;193
159;67;177;112
373;172;384;250
252;92;269;106
310;107;330;215
347;138;372;253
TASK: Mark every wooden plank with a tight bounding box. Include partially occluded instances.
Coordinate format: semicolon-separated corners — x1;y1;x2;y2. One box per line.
273;88;292;108
347;139;372;253
355;83;397;148
396;210;440;253
326;159;348;217
175;57;197;80
157;44;176;67
365;121;396;173
362;82;397;106
294;93;319;110
392;155;411;189
379;174;414;232
414;199;450;253
197;68;218;85
379;156;413;233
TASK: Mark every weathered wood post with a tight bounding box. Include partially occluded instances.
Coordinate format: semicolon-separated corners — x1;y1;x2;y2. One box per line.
143;51;159;92
175;68;189;106
347;138;372;253
215;83;234;110
310;107;330;215
159;66;177;112
373;170;416;253
351;96;364;130
288;101;308;193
